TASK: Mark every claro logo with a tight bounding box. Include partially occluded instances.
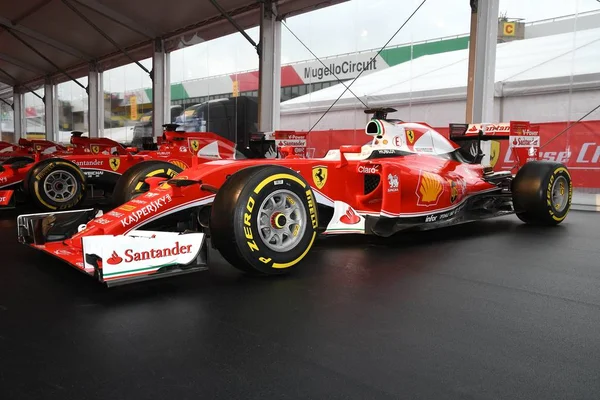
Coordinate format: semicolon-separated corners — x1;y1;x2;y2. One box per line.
357;165;380;174
105;242;194;264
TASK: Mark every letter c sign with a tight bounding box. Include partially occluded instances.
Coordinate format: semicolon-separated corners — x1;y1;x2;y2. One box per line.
503;22;515;36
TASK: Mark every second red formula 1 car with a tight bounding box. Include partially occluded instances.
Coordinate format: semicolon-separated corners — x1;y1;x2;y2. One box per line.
17;109;573;286
0;126;254;210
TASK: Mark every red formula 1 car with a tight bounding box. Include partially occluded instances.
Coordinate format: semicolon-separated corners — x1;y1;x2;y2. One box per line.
0;138;69;162
0;126;255;210
17;109;573;286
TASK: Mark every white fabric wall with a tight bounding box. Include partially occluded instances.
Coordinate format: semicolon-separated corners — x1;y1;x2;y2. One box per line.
281;90;600;130
501;90;600;123
280;27;600;130
281;100;500;130
280;108;368;131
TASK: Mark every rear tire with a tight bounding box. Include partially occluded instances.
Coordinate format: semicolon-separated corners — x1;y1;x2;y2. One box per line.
512;161;572;225
24;158;86;211
111;160;183;206
210;165;319;275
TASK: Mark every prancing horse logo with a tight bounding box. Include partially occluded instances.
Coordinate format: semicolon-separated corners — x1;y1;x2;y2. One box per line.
312;166;328;189
109;158;120;172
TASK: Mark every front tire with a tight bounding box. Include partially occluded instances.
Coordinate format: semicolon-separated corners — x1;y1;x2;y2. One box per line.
210;165;319;275
512;161;572;225
25;158;86;211
111;160;183;205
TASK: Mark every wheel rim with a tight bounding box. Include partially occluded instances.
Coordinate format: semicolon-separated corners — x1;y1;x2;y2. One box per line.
43;170;78;203
551;176;569;213
257;189;307;252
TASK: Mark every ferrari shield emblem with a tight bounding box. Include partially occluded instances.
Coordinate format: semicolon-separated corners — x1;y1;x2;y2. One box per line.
91;145;100;154
449;180;458;203
190;139;200;153
406;129;415;144
489;141;500;168
109;158;120;172
312;166;328;189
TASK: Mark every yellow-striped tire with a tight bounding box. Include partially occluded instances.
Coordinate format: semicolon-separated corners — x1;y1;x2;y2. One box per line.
25;158;86;211
210;165;319;275
512;161;572;225
111;160;182;206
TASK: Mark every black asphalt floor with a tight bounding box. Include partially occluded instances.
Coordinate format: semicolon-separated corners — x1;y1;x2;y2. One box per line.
1;209;600;400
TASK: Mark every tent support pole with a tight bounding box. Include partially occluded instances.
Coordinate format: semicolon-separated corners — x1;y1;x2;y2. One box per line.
257;0;281;132
471;0;499;124
44;77;58;141
152;39;167;139
465;0;478;123
13;87;25;140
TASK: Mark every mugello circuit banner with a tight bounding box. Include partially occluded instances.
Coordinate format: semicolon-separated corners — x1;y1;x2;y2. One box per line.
306;120;600;189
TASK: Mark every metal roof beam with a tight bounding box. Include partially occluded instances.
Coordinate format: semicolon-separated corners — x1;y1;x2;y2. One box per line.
62;0;151;77
0;72;15;86
0;17;92;61
0;65;43;100
0;52;47;75
3;27;87;91
72;0;159;39
208;0;260;54
0;97;12;107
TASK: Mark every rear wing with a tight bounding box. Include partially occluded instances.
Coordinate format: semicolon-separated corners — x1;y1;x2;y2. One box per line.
448;121;533;141
449;121;540;168
251;131;309;159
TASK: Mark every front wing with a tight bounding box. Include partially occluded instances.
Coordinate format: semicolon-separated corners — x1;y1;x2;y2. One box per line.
17;209;209;287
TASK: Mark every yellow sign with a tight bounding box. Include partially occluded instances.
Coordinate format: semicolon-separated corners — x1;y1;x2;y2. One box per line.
109;158;120;172
503;22;516;36
232;80;240;97
91;145;100;154
190;139;200;152
130;96;138;120
312;166;328;189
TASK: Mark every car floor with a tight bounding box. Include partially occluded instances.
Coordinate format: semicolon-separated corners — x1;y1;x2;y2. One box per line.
1;209;600;400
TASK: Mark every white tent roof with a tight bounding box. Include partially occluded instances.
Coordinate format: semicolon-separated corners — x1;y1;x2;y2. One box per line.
281;27;600;114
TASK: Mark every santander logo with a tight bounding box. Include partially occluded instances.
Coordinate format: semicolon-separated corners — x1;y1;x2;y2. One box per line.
340;207;361;225
107;251;123;265
105;242;194;265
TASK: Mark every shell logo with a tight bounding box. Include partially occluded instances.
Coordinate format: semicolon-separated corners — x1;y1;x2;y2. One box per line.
416;171;443;206
169;160;189;170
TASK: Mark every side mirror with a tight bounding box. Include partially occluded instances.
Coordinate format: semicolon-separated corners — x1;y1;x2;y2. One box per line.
279;146;301;159
340;145;362;154
338;145;362;168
